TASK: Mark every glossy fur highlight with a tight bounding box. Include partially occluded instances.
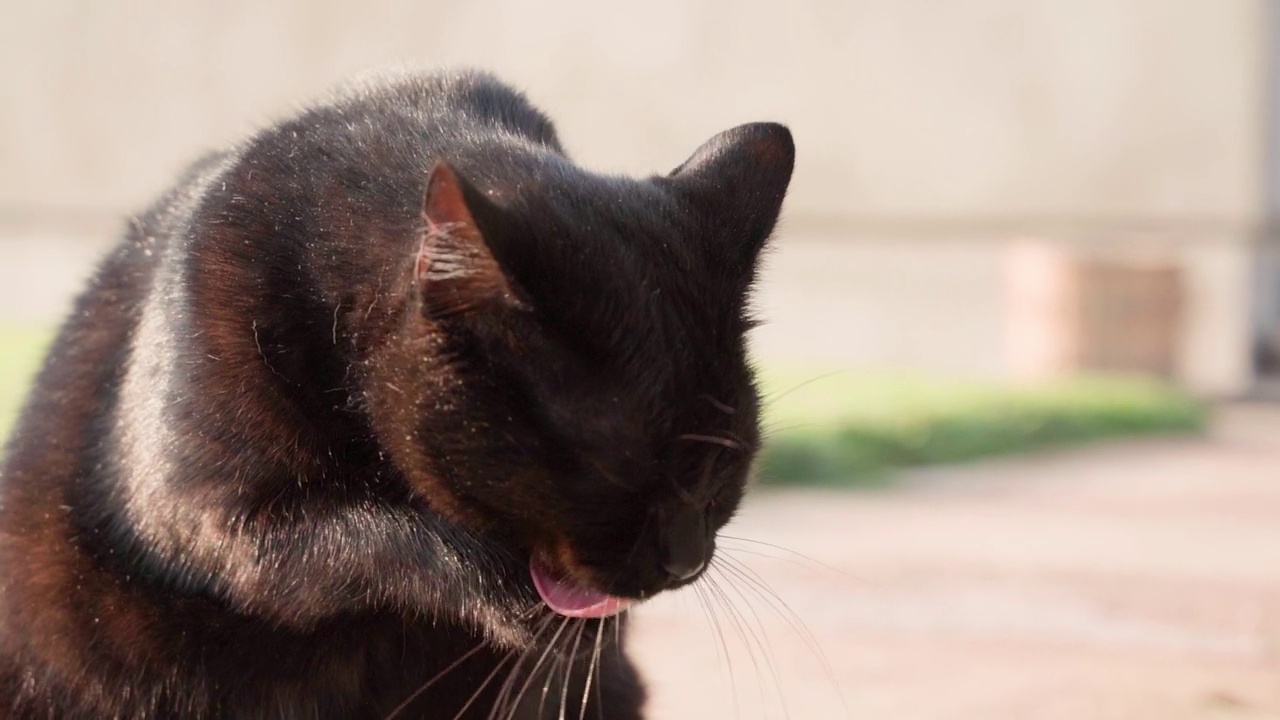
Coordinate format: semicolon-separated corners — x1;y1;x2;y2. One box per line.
0;70;794;718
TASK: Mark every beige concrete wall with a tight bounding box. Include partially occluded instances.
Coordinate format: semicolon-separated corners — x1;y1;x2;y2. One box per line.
2;0;1268;221
0;0;1270;394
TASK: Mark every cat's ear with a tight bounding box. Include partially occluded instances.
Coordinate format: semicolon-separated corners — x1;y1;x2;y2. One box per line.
669;123;795;273
415;162;523;316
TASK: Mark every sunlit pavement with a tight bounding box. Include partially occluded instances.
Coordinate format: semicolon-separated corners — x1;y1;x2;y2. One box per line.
630;403;1280;719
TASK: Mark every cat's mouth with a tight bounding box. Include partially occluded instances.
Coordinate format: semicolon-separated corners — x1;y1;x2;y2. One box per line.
529;555;634;619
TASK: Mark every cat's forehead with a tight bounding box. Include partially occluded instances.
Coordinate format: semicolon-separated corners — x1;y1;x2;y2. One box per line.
525;207;723;336
495;166;683;246
480;172;712;308
465;152;755;387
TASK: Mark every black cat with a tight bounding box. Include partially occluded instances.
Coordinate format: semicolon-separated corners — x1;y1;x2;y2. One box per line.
0;70;794;718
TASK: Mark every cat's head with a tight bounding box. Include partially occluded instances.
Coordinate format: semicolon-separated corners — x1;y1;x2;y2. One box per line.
364;123;793;634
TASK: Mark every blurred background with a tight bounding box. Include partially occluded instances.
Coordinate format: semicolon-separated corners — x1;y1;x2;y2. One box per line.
3;1;1279;718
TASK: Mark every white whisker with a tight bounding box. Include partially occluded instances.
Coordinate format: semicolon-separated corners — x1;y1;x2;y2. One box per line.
487;613;559;720
449;652;517;720
578;619;604;720
715;556;851;718
693;581;740;718
705;571;790;719
499;616;573;720
384;640;488;720
558;621;588;720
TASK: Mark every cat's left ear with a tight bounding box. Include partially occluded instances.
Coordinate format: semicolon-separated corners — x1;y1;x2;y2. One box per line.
415;162;524;316
668;122;795;273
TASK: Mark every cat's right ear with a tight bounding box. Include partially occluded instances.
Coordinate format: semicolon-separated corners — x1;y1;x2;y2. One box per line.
415;162;524;317
668;123;795;276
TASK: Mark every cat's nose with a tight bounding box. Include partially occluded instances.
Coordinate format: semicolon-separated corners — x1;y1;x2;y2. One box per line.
658;505;710;582
662;552;706;582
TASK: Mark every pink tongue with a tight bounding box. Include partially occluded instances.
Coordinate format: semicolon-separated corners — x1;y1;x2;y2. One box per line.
530;557;634;619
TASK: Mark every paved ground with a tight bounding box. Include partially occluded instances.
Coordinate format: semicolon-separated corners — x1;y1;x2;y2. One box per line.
629;403;1280;719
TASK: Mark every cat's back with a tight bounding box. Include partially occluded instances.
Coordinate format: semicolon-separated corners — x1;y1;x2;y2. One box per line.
3;69;553;482
321;69;562;148
0;70;626;718
0;149;231;501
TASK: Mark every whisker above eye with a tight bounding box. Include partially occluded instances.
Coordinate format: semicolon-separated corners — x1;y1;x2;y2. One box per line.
677;433;743;451
587;458;638;491
760;370;849;404
699;393;737;415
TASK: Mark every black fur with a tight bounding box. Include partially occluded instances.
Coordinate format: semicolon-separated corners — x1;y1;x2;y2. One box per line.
0;69;794;718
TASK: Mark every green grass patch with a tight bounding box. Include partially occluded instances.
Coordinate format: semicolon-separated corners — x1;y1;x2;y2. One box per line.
755;367;1207;487
0;327;1207;486
0;327;54;445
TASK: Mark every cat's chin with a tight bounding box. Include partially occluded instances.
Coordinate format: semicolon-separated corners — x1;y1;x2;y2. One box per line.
529;556;634;619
